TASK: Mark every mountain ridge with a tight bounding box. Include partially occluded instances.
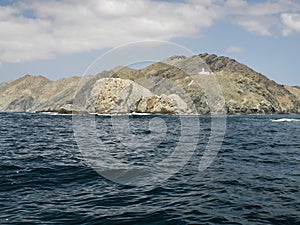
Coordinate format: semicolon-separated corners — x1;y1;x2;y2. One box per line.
1;53;299;114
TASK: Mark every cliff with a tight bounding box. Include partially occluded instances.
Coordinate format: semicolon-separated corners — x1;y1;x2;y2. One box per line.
0;54;299;114
0;75;81;113
199;54;300;114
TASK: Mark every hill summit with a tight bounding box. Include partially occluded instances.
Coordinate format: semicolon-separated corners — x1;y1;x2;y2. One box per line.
1;54;299;114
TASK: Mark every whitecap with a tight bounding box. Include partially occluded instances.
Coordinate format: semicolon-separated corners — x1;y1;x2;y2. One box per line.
271;118;300;122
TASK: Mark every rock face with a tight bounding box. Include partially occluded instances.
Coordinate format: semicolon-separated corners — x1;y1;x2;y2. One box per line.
198;54;300;114
86;78;187;114
0;54;299;114
0;75;81;113
110;55;300;114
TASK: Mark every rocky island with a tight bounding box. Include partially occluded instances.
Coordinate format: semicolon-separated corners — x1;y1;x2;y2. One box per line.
1;53;299;115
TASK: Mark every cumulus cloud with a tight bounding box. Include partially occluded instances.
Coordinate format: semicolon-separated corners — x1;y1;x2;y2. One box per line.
232;16;276;36
0;0;222;63
226;0;247;9
225;0;300;36
225;46;244;54
281;13;300;36
0;0;300;63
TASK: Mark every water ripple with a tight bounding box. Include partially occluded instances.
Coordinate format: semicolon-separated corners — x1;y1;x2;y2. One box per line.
0;113;299;224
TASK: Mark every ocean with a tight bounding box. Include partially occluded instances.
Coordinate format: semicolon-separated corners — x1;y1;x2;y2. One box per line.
0;113;299;224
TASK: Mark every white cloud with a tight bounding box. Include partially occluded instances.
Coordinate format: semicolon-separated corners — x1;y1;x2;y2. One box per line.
281;13;300;36
225;0;300;36
226;0;247;9
225;46;244;54
0;0;223;63
232;16;276;36
243;0;299;16
0;0;300;63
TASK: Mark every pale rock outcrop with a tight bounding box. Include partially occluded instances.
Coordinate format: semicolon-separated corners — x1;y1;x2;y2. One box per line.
1;53;299;114
87;78;188;114
134;95;176;114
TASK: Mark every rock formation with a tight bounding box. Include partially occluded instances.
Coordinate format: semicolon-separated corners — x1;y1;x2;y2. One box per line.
0;54;299;114
0;75;81;113
85;78;190;114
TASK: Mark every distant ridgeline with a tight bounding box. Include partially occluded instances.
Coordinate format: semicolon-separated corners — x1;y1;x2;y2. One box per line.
1;53;299;114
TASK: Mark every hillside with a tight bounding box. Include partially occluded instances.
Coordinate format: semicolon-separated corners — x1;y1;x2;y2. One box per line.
0;54;299;114
0;75;81;113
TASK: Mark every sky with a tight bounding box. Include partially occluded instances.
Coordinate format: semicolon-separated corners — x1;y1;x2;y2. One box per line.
0;0;300;85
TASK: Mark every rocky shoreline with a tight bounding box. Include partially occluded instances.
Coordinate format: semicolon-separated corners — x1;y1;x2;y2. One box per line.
1;53;299;115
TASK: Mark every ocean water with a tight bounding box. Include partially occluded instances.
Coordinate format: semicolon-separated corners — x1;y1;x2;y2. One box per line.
0;113;299;224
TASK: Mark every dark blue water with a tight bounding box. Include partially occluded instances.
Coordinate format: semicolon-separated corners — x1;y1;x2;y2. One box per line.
0;113;299;224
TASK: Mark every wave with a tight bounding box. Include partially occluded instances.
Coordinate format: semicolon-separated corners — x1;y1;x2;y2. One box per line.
93;112;153;116
39;112;72;116
271;118;300;122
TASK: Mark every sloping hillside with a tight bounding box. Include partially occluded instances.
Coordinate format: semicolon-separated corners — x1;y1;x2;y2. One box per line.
0;54;299;114
0;75;80;112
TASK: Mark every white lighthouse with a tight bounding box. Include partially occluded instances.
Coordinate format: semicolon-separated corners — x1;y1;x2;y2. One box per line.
198;68;211;75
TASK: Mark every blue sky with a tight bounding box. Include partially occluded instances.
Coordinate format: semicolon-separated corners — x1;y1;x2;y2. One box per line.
0;0;300;85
